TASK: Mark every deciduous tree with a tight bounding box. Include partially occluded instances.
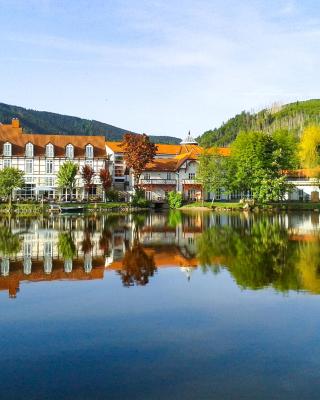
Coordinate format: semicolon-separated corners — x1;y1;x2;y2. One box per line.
99;168;112;201
57;161;78;202
196;149;228;202
121;134;157;188
0;167;24;206
81;164;95;200
299;125;320;168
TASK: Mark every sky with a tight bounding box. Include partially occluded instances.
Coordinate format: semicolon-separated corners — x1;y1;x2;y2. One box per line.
1;0;320;139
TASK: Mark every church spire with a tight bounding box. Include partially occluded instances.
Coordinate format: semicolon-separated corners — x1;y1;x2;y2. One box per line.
180;131;198;145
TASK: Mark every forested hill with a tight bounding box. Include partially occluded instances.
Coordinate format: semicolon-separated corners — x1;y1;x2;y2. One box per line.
199;99;320;147
0;102;181;144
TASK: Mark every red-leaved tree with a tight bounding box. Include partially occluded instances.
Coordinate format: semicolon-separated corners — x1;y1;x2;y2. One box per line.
99;168;112;201
121;134;157;188
81;164;95;200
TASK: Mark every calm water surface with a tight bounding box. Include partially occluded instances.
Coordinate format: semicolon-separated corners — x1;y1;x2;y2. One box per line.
1;211;320;399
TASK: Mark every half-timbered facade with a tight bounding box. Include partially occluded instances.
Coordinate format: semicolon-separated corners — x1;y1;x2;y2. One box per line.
0;119;108;200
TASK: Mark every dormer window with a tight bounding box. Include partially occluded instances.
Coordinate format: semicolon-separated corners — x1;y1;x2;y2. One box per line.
3;142;12;157
46;143;54;158
85;144;93;159
66;144;74;159
25;143;34;157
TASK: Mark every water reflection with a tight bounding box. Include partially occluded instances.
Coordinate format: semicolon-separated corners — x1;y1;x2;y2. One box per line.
1;211;320;297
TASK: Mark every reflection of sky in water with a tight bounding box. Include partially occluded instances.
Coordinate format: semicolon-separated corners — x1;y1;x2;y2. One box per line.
1;212;320;399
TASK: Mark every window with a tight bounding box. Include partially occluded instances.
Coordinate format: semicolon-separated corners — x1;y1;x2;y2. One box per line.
188;173;195;180
66;144;74;159
25;143;34;157
46;143;54;157
3;159;11;168
144;173;151;180
85;144;93;159
167;173;172;180
3;142;11;157
46;159;53;174
45;177;55;186
25;159;33;174
85;159;94;169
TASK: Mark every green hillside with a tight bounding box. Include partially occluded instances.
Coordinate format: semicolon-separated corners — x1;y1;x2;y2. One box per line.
0;102;180;144
199;99;320;147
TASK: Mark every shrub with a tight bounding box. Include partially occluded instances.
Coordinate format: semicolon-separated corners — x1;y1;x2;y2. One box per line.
168;191;183;209
106;189;119;202
131;189;150;208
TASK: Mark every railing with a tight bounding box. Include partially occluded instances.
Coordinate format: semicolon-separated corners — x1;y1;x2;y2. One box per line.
182;179;200;185
140;179;177;185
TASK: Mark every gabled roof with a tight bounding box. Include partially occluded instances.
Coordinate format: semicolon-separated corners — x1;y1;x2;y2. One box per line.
0;123;107;158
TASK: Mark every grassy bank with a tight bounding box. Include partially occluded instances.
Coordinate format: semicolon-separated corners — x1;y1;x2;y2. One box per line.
182;201;244;210
182;201;320;211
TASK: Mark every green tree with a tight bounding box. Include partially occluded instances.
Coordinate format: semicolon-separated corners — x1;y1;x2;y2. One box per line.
229;131;293;203
0;167;24;206
58;232;76;260
167;191;183;208
0;227;21;257
196;149;228;202
57;161;78;202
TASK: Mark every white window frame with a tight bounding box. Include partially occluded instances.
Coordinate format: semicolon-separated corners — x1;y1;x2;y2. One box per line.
25;142;34;157
85;144;94;159
188;173;195;180
45;159;54;174
3;142;11;157
66;144;74;159
25;159;33;174
3;159;11;168
46;143;54;158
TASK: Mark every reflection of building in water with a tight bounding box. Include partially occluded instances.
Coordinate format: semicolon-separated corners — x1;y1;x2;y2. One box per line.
0;216;112;298
2;211;320;297
0;259;105;298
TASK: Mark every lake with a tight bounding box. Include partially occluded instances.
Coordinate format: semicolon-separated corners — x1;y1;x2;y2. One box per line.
1;210;320;399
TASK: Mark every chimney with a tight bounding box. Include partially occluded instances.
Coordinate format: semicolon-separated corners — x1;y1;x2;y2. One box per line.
12;118;20;128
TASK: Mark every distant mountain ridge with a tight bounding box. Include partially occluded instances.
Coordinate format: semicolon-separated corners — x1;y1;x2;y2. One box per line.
0;102;181;144
199;99;320;147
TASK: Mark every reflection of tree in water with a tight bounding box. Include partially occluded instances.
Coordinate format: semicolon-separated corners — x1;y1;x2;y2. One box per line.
196;219;300;292
118;240;156;287
99;229;111;257
0;227;21;257
58;232;76;260
81;230;93;254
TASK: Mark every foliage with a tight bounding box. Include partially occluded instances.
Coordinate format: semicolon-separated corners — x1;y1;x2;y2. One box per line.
196;149;229;200
168;191;183;209
198;99;320;147
0;102;181;144
121;133;157;187
57;161;78;192
99;168;112;198
81;164;95;189
0;227;21;257
196;218;300;291
105;188;119;202
168;210;182;227
299;125;320;168
58;232;76;260
131;188;149;207
229;131;294;203
119;240;156;286
0;167;24;204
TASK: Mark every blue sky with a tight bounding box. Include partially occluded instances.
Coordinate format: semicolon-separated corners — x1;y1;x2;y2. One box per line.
1;0;320;138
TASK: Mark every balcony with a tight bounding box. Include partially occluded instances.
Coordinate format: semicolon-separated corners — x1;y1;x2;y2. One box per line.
182;179;199;185
140;179;177;185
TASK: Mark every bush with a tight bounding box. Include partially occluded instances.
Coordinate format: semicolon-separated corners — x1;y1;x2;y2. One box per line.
168;191;183;209
106;189;119;202
131;189;150;208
